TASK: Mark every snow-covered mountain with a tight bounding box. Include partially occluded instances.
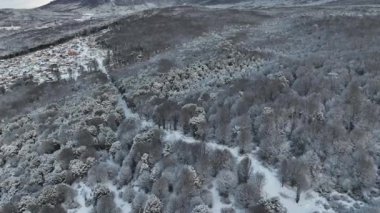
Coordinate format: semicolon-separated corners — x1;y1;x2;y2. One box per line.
44;0;340;8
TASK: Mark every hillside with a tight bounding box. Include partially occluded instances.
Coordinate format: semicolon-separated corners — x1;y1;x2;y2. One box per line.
0;1;379;213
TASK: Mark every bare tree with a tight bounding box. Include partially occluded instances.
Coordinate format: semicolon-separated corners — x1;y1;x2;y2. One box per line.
237;115;253;154
355;151;377;188
279;158;310;203
216;170;238;198
295;173;310;203
237;156;252;184
344;81;363;130
181;104;197;134
280;159;289;187
215;105;231;144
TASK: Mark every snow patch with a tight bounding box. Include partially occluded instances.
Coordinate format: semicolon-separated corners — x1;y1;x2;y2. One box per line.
0;30;109;90
74;13;94;22
68;181;132;213
0;26;21;31
106;182;132;212
163;130;197;144
68;182;93;213
118;97;153;129
210;180;233;212
250;157;333;213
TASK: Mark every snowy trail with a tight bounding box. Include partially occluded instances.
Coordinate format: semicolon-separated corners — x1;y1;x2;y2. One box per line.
164;130;333;213
209;180;234;212
66;39;332;213
249;157;333;213
123;104;334;212
67;76;333;213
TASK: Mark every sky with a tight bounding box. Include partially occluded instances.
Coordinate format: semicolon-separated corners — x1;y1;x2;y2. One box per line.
0;0;54;9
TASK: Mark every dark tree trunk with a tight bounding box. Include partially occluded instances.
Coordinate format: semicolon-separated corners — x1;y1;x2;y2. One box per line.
296;185;301;203
173;116;178;131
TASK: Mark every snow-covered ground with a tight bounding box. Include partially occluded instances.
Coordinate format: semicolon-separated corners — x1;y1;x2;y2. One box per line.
165;131;334;213
0;2;168;92
0;30;109;90
106;183;133;212
72;3;160;23
119;98;366;213
209;180;234;212
249;157;333;213
67;183;93;213
74;13;94;22
4;27;359;213
29;21;361;213
67;93;337;213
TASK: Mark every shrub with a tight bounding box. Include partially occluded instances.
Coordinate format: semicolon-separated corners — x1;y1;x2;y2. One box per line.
234;174;264;209
208;149;236;177
94;194;120;213
117;165;133;187
235;183;257;208
250;198;286;213
189;196;204;210
0;203;18;213
152;176;170;200
174;166;202;196
135;170;153;193
221;208;235;213
216;170;238;198
117;118;140;147
191;204;210;213
122;186;135;203
132;192;147;213
87;163;110;184
132;128;163;163
173;142;204;165
200;190;213;208
38;205;66;213
143;195;162;213
97;125;117;149
37;139;61;154
58;148;75;170
76;128;95;147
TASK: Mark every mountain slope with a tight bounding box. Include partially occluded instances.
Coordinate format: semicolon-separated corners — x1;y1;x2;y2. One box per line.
0;2;380;213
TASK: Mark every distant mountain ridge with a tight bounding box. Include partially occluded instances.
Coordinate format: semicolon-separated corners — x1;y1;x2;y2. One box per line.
47;0;120;7
45;0;243;7
44;0;365;9
36;0;380;9
47;0;174;6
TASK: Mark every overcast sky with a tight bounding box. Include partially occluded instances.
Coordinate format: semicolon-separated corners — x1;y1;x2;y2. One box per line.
0;0;54;9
